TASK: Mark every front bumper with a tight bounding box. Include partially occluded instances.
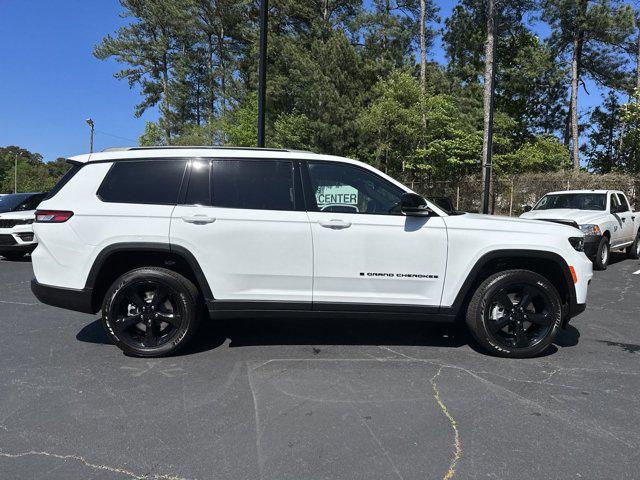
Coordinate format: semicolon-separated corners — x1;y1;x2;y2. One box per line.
583;234;602;259
30;279;95;314
0;233;37;254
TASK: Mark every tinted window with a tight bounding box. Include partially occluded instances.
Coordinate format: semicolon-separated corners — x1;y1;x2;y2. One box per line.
98;160;187;205
0;193;44;213
44;162;82;200
307;162;403;215
617;193;630;212
534;193;606;211
211;160;295;211
184;160;211;205
610;193;621;212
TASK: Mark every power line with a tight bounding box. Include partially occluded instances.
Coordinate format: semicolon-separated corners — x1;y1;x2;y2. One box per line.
94;130;138;143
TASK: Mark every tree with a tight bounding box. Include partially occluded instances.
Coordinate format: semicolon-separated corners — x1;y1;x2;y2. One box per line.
542;0;635;169
94;0;195;142
586;91;623;172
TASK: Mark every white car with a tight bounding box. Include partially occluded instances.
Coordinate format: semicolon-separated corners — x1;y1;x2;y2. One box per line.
520;190;640;270
0;192;46;259
30;147;592;358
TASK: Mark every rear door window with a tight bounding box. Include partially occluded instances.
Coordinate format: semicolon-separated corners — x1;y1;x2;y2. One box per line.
616;193;630;212
98;160;188;205
211;159;295;211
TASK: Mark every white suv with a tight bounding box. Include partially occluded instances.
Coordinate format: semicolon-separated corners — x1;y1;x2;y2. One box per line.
31;147;593;358
0;192;46;259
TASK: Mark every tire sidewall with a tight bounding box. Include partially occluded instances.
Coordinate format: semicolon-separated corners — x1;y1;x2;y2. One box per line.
467;270;563;358
594;237;609;270
101;268;197;357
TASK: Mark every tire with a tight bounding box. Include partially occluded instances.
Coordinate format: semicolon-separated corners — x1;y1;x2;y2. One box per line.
626;230;640;260
465;269;563;358
593;236;610;270
101;267;201;357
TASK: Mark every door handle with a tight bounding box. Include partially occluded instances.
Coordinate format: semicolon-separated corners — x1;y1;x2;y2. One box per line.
319;219;352;230
181;214;216;224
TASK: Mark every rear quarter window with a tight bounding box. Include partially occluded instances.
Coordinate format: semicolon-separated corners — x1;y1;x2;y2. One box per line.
44;162;83;200
97;160;188;205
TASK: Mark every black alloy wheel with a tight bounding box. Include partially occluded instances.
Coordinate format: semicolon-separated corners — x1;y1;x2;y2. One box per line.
485;283;554;349
466;269;562;358
111;280;184;349
102;267;200;357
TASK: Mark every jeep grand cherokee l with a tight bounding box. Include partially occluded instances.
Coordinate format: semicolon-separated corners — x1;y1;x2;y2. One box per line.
31;147;592;358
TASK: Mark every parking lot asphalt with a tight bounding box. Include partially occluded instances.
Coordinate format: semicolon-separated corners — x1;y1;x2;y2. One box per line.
0;255;639;480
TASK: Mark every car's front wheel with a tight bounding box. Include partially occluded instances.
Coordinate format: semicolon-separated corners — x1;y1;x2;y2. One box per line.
465;270;563;358
593;236;610;270
101;267;201;357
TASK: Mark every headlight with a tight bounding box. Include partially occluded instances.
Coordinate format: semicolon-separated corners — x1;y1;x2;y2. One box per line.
579;224;600;235
568;237;584;252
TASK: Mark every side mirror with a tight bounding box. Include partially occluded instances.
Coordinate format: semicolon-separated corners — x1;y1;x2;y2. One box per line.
401;193;432;217
611;204;622;214
523;205;532;212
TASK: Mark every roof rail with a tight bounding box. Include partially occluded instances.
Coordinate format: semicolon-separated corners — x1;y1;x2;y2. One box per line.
101;145;310;153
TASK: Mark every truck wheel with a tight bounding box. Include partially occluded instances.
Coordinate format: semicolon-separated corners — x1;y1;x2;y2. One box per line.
594;237;610;270
626;230;640;259
101;267;201;357
465;270;562;358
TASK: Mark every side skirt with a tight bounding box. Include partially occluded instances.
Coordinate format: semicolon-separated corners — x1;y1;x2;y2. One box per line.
208;300;456;322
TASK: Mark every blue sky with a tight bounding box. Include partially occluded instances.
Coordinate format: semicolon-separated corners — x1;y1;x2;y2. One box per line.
1;0;607;162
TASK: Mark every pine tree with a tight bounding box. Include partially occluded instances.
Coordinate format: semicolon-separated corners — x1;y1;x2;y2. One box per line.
542;0;635;169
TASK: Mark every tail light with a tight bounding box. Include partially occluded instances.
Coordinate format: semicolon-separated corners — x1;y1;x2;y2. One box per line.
35;210;74;223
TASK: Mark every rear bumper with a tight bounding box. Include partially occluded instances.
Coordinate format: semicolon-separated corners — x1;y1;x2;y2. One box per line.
30;278;95;314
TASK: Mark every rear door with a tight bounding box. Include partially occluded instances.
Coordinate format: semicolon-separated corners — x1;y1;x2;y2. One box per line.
303;160;447;308
615;193;634;244
170;158;313;305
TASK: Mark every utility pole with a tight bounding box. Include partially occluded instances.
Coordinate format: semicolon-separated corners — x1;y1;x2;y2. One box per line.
257;0;268;148
14;155;18;194
481;0;497;214
86;118;94;153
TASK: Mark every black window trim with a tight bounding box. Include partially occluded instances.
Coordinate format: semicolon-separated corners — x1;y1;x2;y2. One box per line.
204;157;301;212
300;159;406;216
178;158;213;206
96;158;189;206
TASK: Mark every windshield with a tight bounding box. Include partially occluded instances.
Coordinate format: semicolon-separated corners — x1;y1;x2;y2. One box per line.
534;193;606;211
0;193;44;213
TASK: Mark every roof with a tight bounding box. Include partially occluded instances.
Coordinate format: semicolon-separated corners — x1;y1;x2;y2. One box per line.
68;146;341;164
545;189;621;195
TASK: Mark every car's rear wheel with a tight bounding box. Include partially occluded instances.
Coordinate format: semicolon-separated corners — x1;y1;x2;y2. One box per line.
626;230;640;259
465;270;562;358
101;267;201;357
593;236;610;270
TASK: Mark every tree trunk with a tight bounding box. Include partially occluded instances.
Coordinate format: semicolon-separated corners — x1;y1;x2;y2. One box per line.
570;34;582;170
419;0;427;131
161;52;171;143
207;34;216;125
481;0;496;214
636;30;640;101
419;0;427;95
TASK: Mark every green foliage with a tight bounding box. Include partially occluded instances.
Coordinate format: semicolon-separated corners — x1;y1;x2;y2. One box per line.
89;0;639;182
0;147;69;193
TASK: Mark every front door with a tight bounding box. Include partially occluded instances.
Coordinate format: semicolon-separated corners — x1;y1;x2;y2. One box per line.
170;158;313;304
303;160;447;307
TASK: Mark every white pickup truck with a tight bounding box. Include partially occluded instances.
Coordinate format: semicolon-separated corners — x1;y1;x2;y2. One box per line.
521;190;640;270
